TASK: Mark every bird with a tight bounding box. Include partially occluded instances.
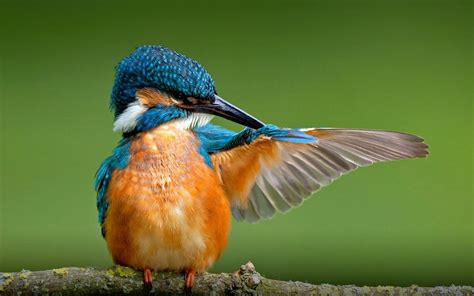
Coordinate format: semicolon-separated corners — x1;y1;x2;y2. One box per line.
95;45;428;290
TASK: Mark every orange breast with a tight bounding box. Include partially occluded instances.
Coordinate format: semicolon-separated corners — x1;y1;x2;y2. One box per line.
103;124;231;272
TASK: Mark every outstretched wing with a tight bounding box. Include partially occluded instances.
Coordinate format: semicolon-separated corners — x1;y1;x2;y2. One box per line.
211;128;428;223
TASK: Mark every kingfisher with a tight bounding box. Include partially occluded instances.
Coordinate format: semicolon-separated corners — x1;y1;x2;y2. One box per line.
95;45;428;289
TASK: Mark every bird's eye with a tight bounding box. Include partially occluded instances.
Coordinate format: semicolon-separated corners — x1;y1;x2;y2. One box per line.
174;92;202;105
174;92;188;101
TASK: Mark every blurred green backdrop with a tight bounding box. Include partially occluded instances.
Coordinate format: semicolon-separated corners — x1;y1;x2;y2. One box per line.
1;0;472;287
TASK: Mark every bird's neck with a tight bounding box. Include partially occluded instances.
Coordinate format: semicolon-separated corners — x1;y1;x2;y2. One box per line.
117;104;214;136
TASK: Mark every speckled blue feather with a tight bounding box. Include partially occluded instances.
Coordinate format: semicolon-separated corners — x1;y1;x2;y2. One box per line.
134;106;188;133
95;137;131;236
195;124;317;160
111;45;216;117
195;124;238;153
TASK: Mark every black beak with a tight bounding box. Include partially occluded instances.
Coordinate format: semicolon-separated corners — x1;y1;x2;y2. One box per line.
186;95;264;129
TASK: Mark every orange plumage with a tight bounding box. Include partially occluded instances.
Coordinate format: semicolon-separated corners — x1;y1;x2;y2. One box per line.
104;123;230;274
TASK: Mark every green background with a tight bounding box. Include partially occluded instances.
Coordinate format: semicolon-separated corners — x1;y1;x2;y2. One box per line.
1;0;472;286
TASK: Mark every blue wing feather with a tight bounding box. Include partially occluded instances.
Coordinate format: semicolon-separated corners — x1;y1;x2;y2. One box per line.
195;123;317;158
270;129;317;143
194;124;237;153
95;138;131;236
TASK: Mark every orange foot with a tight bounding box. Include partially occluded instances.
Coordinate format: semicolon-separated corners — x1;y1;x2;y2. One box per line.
184;269;196;290
143;268;153;285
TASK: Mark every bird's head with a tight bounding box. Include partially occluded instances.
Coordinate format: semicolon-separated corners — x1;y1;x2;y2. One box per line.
111;45;264;134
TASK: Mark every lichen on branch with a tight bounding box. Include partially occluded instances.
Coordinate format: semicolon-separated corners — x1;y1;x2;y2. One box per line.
0;262;472;295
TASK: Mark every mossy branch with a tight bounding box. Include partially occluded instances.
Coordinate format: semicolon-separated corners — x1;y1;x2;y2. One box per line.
0;262;472;295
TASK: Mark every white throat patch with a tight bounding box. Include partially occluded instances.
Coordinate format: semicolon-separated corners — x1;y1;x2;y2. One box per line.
113;101;214;132
173;113;214;130
113;101;148;133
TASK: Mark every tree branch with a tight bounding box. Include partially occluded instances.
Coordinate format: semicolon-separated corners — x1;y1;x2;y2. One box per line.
1;262;472;295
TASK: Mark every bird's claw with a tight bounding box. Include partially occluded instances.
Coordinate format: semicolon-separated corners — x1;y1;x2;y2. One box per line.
143;268;153;286
184;268;196;292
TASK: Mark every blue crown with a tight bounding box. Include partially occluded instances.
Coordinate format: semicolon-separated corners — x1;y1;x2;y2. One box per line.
111;45;216;117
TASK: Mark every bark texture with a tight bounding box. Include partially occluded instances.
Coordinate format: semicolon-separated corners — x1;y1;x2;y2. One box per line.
0;262;472;295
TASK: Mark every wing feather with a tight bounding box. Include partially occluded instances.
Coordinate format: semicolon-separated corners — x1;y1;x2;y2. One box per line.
212;128;428;222
260;172;293;211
